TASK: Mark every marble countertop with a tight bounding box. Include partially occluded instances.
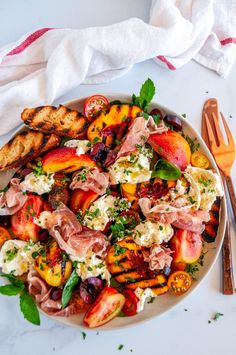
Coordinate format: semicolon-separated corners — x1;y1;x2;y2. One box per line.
0;1;236;355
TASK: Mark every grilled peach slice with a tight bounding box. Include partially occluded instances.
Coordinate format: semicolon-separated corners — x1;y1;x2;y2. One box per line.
170;229;203;265
106;237;168;296
42;147;96;173
70;189;99;215
35;240;72;287
87;104;142;143
121;184;139;210
148;131;191;171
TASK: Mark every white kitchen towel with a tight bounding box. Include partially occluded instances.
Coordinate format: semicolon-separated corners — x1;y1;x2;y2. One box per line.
0;0;236;136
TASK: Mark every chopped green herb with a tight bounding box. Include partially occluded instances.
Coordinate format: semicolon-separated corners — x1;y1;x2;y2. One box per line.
87;266;93;271
5;247;18;261
81;331;87;340
182;113;187;118
159;225;163;231
152;114;161;125
188;196;196;204
32;161;45;177
114;260;124;270
181;133;200;153
125;276;137;283
198;178;212;187
114;244;127;256
147;297;155;304
32;252;39;259
93;137;100;143
60;137;70;147
184;309;188;312
76;211;83;223
213;312;224;321
118;344;124;350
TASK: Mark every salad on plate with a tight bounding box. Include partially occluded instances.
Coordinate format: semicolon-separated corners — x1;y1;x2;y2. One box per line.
0;79;223;328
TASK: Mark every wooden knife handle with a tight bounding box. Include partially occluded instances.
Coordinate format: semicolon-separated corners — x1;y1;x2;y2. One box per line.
222;221;234;295
225;175;236;223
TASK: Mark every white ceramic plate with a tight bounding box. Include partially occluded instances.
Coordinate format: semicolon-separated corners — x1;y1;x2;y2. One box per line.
0;94;226;330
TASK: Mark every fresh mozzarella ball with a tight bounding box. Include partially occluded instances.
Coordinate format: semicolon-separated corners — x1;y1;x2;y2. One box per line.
20;172;54;195
133;220;173;247
134;287;157;312
64;140;90;156
108;151;152;184
0;240;41;276
83;195;117;231
70;252;111;282
185;166;224;211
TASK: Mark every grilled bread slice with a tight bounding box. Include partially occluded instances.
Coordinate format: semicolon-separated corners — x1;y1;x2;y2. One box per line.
202;197;221;243
0;130;61;171
21;105;89;139
106;237;168;296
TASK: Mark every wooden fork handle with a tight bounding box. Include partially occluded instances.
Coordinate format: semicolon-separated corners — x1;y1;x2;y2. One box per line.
222;221;234;295
225;175;236;223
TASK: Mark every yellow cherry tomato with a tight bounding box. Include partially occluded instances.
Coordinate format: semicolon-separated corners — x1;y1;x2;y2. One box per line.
191;152;210;169
167;271;192;296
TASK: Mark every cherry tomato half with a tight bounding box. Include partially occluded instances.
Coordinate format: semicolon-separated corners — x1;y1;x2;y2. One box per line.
0;227;11;247
84;95;109;120
83;286;125;328
167;271;192;296
122;289;139;316
191;152;209;169
11;194;43;242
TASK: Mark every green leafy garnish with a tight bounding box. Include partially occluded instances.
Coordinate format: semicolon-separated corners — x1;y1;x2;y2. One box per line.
132;78;155;111
0;273;40;325
0;284;24;296
0;186;8;193
20;290;40;325
61;270;80;308
151;159;181;180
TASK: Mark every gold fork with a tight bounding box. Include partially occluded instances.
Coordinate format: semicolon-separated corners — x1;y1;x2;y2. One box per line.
203;98;235;295
204;110;236;222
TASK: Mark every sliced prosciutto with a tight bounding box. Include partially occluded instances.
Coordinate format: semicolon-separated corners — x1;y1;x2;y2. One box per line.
144;245;173;271
27;268;87;316
117;115;168;159
139;197;210;233
70;168;110;195
0;178;27;215
43;203;109;258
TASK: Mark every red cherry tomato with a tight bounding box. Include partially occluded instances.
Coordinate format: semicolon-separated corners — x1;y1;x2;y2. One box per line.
83;286;125;328
11;194;43;242
84;95;109;120
122;289;139;316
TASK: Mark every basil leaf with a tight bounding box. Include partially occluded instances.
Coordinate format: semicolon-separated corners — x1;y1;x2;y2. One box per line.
0;273;25;289
0;284;23;296
19;290;40;325
61;270;80;309
132;78;155;111
59;137;71;147
151;159;181;180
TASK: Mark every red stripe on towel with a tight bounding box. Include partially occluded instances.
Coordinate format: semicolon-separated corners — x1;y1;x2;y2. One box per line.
220;37;236;46
156;55;176;70
6;28;55;56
